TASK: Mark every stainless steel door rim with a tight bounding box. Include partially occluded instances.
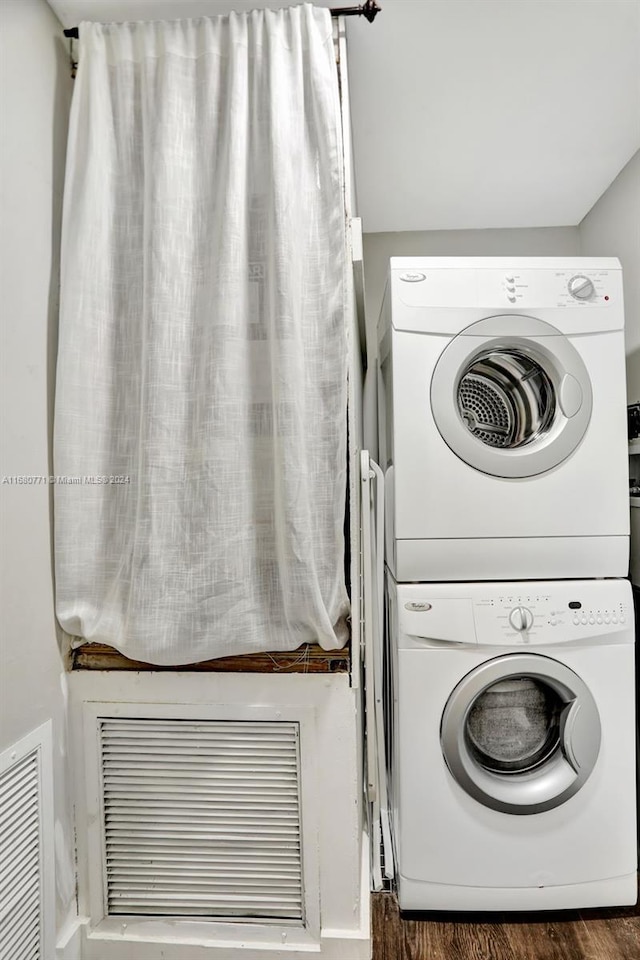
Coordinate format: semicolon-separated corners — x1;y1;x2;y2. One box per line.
431;316;593;478
440;653;601;815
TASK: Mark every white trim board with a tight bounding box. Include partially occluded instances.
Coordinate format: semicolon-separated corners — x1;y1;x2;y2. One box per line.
1;721;56;960
68;671;369;960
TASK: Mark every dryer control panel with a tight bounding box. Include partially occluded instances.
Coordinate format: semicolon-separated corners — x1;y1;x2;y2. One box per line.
479;269;616;310
393;266;622;310
389;259;625;336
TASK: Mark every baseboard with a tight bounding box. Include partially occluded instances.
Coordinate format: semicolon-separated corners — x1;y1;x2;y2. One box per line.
60;844;371;960
319;929;371;959
79;929;370;960
62;840;371;960
56;916;88;959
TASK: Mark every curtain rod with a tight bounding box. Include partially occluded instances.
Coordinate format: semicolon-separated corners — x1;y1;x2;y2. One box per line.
62;1;381;38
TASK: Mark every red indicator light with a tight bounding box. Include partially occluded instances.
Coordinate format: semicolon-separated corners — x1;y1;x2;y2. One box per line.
604;296;610;301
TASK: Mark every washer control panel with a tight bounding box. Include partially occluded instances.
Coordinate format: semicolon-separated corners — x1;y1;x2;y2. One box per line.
472;586;630;646
395;580;633;649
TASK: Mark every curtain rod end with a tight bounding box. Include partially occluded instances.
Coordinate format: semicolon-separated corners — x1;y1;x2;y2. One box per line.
361;1;381;23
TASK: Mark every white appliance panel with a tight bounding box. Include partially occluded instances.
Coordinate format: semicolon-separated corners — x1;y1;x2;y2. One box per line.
396;645;636;888
391;260;623;331
379;257;630;581
387;577;637;911
391;330;629;540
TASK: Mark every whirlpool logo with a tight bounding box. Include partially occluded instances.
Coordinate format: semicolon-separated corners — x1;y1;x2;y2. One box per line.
399;272;426;282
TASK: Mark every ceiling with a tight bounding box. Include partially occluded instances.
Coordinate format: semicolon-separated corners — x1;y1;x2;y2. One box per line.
48;0;640;232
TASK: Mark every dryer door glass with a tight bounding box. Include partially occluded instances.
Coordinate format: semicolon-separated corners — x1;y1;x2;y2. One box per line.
430;316;593;478
466;677;563;773
457;350;555;448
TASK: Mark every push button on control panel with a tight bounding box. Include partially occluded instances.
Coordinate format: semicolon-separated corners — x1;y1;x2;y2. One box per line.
570;605;626;627
504;275;519;303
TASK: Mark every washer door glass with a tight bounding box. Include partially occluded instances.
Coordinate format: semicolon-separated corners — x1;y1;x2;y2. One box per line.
440;654;601;815
431;316;593;478
466;677;563;773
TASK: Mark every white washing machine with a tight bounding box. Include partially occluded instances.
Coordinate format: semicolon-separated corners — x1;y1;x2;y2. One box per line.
377;257;630;582
386;575;637;912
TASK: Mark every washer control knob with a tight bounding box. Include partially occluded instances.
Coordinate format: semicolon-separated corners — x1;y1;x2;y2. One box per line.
568;275;595;300
509;606;534;632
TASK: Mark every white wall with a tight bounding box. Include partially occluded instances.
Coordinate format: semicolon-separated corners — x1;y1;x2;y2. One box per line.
0;0;76;937
362;226;580;353
579;150;640;403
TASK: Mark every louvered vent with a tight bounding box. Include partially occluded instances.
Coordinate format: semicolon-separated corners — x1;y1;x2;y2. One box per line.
100;718;303;920
0;750;42;960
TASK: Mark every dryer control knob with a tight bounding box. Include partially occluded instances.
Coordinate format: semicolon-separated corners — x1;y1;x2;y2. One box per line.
509;606;534;631
568;275;595;300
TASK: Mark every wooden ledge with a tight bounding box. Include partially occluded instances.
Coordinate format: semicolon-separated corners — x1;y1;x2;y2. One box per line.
71;642;350;674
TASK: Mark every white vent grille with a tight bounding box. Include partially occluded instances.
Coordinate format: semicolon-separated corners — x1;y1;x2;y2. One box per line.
0;750;42;960
99;718;303;920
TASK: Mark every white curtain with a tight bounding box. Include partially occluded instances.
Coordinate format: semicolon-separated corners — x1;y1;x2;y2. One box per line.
54;5;350;665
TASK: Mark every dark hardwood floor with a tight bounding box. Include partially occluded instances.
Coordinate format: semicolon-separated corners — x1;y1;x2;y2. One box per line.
372;888;640;960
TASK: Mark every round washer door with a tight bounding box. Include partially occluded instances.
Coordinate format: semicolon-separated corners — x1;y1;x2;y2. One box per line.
440;654;601;815
430;316;593;478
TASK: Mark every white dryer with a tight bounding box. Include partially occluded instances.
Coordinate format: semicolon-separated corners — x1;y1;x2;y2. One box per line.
386;575;637;912
377;258;629;581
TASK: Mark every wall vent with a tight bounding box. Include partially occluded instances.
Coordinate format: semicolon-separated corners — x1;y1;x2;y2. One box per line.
99;718;304;921
0;723;53;960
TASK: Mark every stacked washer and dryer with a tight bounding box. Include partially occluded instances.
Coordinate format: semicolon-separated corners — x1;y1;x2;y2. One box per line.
376;258;636;911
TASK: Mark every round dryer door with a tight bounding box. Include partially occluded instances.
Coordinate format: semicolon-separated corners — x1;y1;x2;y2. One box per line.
430;315;592;478
440;654;601;815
